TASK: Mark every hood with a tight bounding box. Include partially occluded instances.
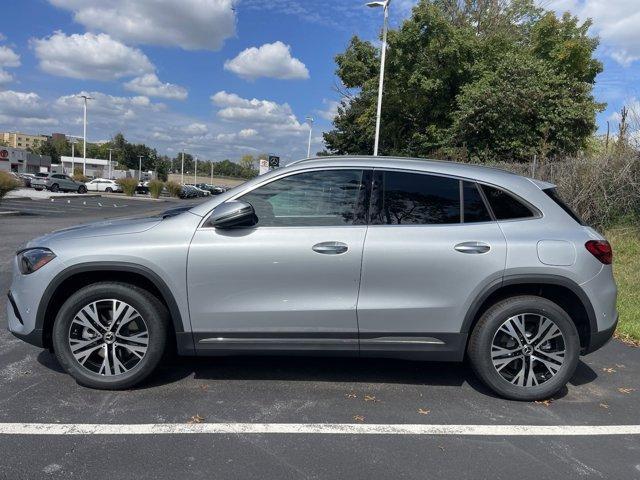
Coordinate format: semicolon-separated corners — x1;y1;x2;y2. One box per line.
27;216;162;247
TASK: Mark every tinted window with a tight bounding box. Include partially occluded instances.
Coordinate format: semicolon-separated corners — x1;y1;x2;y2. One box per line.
371;171;460;225
239;169;367;227
481;185;534;220
463;181;492;223
544;188;585;225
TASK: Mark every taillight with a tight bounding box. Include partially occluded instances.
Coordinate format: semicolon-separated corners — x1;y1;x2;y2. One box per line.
585;240;612;265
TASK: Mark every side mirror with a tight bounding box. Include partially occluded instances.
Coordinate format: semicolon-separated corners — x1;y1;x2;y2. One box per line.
208;201;257;229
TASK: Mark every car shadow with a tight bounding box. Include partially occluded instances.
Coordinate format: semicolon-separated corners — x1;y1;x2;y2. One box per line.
37;351;599;400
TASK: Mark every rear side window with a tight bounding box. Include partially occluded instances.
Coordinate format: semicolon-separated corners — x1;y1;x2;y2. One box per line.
371;171;460;225
481;185;535;220
544;188;585;225
462;181;492;223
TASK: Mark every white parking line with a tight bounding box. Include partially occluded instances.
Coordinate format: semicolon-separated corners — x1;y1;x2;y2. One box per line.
1;423;639;436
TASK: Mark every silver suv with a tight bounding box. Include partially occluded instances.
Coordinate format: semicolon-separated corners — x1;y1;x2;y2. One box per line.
8;157;617;400
32;173;87;193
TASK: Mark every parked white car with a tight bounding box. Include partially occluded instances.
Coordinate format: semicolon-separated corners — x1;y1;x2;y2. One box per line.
85;178;122;193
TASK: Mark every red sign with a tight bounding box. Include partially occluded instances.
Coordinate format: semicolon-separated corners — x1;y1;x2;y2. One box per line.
0;149;8;160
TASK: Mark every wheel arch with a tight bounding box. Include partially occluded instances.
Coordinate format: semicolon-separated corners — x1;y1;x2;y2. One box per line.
36;262;193;354
463;275;597;351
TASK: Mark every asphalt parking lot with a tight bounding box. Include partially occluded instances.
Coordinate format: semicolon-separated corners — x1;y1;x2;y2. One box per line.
0;198;639;479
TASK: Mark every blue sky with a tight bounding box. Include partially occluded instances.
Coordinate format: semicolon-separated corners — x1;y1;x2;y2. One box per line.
0;0;638;162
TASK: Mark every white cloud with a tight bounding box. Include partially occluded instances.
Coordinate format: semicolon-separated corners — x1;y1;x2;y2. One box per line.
316;99;341;121
545;0;640;66
0;90;59;126
49;0;237;51
239;128;258;138
32;31;154;80
124;73;188;100
0;70;13;85
183;123;208;135
224;41;309;80
0;45;20;67
211;91;305;131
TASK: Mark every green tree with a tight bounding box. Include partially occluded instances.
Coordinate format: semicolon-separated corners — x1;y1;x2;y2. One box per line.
324;0;602;161
36;141;60;164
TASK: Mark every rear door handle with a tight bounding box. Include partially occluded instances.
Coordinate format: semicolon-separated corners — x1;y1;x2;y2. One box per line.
312;241;348;255
454;241;491;254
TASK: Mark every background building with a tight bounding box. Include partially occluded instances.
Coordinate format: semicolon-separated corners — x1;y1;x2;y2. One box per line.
0;146;51;173
1;131;49;150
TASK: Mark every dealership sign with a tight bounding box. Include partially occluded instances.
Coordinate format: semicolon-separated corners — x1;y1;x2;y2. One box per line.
0;149;8;160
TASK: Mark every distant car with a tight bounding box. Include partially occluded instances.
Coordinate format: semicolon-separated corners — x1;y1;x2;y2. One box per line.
85;178;123;193
179;185;198;199
136;181;150;195
196;183;225;195
31;173;87;193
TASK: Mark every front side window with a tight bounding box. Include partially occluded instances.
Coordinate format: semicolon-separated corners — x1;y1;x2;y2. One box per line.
371;171;461;225
239;169;368;227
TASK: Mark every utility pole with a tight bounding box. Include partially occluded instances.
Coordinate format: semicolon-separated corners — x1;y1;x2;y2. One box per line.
138;155;144;181
70;138;77;175
78;95;93;175
210;161;213;184
194;155;198;185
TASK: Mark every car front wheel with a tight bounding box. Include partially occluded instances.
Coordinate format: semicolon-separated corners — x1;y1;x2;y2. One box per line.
467;295;580;401
52;282;168;389
78;185;87;194
50;183;59;192
105;187;113;193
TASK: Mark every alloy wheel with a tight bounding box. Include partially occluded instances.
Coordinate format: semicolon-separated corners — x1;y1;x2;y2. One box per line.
491;313;566;387
68;299;149;376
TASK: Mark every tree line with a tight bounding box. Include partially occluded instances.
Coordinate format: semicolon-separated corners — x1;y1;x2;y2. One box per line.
33;133;259;181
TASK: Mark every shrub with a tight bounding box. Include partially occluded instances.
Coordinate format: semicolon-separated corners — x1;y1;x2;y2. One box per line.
73;173;89;182
165;180;182;198
0;171;21;203
116;177;138;196
148;179;164;199
480;154;640;229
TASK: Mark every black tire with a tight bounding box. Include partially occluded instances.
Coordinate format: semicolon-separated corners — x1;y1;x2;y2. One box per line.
467;295;580;401
34;188;43;191
78;185;87;194
52;282;168;390
105;187;113;193
50;183;59;192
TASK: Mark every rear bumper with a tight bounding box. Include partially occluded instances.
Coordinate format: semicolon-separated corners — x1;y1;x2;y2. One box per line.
584;315;617;354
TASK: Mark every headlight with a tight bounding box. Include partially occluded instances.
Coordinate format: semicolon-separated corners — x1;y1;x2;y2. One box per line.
17;248;56;274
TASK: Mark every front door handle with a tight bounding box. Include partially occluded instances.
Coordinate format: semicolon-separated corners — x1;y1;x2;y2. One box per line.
454;241;491;254
312;241;348;255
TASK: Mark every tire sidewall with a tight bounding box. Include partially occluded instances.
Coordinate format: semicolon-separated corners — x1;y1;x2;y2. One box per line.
469;296;580;401
52;283;167;389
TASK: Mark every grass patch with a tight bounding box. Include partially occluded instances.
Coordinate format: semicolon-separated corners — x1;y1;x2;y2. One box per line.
607;226;640;342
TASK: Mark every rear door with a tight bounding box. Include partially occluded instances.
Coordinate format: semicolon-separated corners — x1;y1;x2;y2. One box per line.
357;170;506;355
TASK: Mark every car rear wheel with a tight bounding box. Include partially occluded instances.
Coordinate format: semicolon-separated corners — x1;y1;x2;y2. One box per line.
50;183;59;192
52;282;168;390
467;295;580;401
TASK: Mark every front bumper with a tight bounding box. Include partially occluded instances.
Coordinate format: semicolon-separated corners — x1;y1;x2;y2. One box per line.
7;291;45;348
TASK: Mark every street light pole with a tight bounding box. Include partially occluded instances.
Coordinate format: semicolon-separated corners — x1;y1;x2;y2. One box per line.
70;138;76;175
138;155;144;181
78;95;93;174
367;0;391;156
181;150;185;184
194;155;198;185
210;161;213;184
306;116;314;158
107;148;115;179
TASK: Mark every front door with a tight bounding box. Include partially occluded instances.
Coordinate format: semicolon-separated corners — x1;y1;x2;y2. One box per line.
187;168;371;353
357;170;507;356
